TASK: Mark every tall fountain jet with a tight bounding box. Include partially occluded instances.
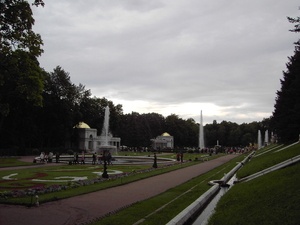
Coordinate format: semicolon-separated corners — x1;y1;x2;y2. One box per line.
101;106;110;146
264;130;269;146
99;106;117;155
199;110;205;149
257;130;262;150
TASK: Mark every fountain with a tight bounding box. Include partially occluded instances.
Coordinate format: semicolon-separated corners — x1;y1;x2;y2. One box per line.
199;110;205;149
98;106;117;155
264;130;269;146
257;130;262;150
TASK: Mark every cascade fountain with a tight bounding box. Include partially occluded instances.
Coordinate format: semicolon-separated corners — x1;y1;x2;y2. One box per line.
199;110;205;149
257;130;262;150
98;106;117;155
264;130;269;146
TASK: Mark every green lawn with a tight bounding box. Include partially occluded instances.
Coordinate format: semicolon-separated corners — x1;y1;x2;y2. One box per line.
0;153;221;206
237;143;300;178
91;154;245;225
208;142;300;225
208;160;300;225
90;144;300;225
0;157;37;168
3;145;298;225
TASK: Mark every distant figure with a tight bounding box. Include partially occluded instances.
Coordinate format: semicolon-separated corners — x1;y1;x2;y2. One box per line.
55;152;60;163
98;154;103;164
176;153;180;161
153;153;157;168
40;152;45;163
81;152;85;164
180;152;183;162
107;152;112;165
92;152;97;165
48;152;53;163
73;152;79;164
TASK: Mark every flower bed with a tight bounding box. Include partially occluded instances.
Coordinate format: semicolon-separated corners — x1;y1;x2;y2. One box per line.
0;161;190;199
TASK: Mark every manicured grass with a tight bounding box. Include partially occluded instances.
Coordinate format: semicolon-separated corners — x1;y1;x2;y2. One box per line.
90;154;245;225
237;142;300;179
207;143;300;225
0;157;37;168
0;164;150;184
208;162;300;225
91;143;300;225
0;154;224;206
0;153;213;191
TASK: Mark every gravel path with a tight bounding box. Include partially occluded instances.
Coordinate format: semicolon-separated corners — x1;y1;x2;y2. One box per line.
0;154;239;225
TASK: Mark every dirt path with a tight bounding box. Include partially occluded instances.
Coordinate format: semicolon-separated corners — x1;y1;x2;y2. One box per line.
0;154;239;225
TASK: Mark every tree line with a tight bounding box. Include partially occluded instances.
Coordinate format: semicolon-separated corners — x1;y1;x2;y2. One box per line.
1;1;299;155
0;65;269;153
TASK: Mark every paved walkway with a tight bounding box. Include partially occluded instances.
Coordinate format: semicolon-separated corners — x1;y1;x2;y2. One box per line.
0;154;239;225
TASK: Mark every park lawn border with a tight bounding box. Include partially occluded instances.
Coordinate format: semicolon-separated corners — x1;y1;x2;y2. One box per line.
208;161;300;225
90;154;246;225
92;144;300;225
236;142;300;179
0;157;40;168
207;143;300;225
0;154;226;206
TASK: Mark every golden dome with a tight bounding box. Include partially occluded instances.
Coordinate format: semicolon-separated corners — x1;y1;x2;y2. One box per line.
161;132;171;136
75;122;90;129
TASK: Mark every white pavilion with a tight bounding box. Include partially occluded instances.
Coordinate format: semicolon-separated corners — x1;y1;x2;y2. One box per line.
74;122;121;153
151;132;174;150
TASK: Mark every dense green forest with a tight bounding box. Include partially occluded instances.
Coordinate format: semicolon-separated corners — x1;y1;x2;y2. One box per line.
1;1;299;155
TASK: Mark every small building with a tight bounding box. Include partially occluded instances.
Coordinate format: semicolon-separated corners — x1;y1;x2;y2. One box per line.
151;132;174;150
75;122;121;153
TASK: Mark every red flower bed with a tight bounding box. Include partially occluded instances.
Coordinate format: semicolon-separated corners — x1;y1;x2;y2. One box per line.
0;172;48;189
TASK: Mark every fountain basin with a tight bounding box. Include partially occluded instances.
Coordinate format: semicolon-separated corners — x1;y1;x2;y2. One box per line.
97;145;117;155
34;155;176;165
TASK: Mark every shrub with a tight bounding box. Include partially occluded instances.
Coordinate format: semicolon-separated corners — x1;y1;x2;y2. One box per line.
32;149;39;155
67;149;74;155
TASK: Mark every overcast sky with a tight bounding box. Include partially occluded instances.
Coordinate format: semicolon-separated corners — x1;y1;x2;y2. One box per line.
31;0;299;125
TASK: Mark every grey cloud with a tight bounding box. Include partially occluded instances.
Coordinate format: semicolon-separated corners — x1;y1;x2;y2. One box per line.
32;0;299;124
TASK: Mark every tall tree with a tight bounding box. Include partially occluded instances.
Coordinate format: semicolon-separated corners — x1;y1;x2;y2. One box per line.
0;0;44;131
37;67;77;147
271;14;300;143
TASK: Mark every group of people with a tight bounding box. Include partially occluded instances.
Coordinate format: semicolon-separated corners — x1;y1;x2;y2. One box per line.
73;152;86;165
39;152;60;163
92;152;113;165
39;151;114;165
39;152;52;163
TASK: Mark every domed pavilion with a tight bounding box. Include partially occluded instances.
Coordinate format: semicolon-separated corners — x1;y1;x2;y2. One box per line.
74;122;121;153
151;132;174;150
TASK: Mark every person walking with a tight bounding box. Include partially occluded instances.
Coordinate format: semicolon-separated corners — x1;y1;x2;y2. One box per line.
45;153;48;163
81;152;85;165
73;152;79;165
55;152;60;163
92;152;97;165
153;153;158;168
107;152;112;165
48;152;53;163
40;152;45;163
98;154;103;164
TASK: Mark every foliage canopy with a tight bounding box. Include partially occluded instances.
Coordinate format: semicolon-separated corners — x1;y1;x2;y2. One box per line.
271;14;300;143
